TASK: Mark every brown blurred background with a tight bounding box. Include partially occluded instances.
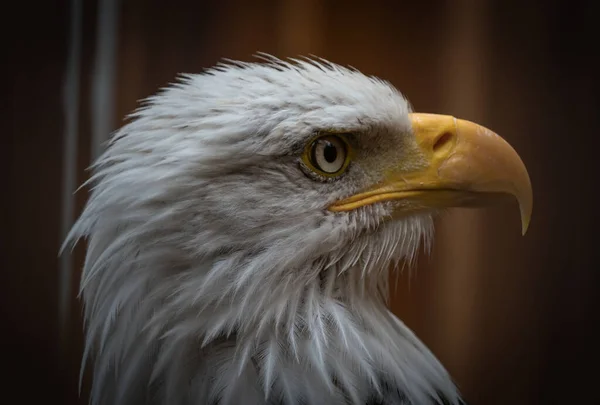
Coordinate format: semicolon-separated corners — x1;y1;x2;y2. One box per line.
4;0;599;404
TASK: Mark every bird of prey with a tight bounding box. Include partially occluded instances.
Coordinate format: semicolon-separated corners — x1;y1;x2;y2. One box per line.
64;55;532;405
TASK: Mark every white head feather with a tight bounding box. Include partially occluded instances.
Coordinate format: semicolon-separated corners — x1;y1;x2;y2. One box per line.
65;55;462;405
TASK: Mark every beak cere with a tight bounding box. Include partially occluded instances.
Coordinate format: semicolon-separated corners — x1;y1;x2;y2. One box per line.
328;113;533;234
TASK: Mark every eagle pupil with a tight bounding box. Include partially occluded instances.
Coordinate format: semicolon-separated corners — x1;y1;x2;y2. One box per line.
323;142;337;163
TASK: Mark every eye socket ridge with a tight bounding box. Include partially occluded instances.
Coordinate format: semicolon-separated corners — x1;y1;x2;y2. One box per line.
302;133;352;178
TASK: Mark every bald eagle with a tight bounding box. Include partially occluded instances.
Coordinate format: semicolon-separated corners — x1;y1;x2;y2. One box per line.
64;56;532;405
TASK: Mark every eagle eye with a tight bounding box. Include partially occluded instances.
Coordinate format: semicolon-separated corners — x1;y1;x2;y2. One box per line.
302;134;351;178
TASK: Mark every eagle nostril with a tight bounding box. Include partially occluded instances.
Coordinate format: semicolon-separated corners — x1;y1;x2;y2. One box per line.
433;131;453;153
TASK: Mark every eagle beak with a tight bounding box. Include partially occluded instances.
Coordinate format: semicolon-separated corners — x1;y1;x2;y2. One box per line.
328;113;533;235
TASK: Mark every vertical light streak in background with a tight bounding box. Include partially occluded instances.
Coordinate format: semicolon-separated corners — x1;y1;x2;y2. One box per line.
59;0;82;347
277;0;323;57
60;0;120;347
91;0;120;161
432;0;490;382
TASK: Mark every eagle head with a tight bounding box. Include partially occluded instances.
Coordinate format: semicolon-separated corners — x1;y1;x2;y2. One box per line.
65;56;532;405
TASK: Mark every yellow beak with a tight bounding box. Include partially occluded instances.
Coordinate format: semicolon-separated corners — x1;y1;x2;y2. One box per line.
328;113;533;234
